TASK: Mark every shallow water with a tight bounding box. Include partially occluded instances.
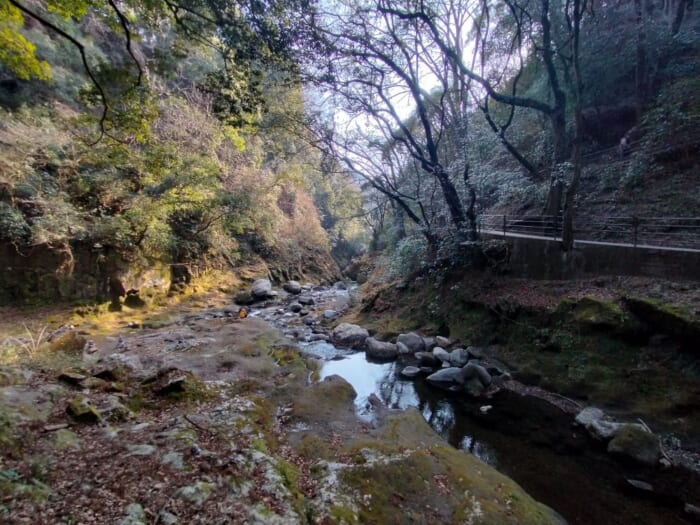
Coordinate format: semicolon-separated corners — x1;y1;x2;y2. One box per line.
312;345;691;525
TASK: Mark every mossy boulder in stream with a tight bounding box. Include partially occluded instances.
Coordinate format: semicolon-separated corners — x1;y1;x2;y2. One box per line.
292;377;564;524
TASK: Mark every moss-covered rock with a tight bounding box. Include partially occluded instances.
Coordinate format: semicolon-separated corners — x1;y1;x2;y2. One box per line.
624;296;700;348
66;394;101;423
607;424;661;466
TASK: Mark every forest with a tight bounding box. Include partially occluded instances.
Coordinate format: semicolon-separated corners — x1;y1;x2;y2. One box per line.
0;0;699;523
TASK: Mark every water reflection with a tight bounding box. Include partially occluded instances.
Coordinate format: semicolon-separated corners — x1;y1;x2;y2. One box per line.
317;350;497;465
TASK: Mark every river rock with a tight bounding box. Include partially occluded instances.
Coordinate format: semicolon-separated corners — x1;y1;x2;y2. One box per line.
426;367;463;389
289;302;303;313
436;336;452;348
396;342;412;355
466;346;485;359
448;348;470;367
625;479;654;494
415;351;440;368
459;363;492;389
365;337;398;361
397;332;425;353
298;296;315;305
333;281;347;290
607;424;661;466
432;347;451;363
685;503;700;521
575;407;605;427
250;279;273;300
423;337;437;351
400;366;421;379
323;310;338;319
283;281;302;294
331;323;369;349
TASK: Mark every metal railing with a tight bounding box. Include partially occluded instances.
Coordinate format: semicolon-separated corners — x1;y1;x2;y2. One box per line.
478;214;700;251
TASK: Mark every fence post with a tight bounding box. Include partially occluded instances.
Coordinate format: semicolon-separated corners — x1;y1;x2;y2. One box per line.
503;214;507;237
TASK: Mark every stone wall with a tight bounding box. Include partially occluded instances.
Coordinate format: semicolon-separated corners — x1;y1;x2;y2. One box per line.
482;233;700;281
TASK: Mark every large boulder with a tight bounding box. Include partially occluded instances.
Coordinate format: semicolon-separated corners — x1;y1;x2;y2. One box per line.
607;424;661;466
331;323;369;349
397;332;425;353
250;279;273;300
283;281;302;294
365;337;398;361
452;363;493;395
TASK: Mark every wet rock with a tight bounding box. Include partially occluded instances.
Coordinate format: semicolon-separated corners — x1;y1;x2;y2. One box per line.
466;346;485;359
607;424;661;466
575;407;605;427
119;503;147;525
400;366;421;379
283;281;302;294
298;296;315;306
250;279;273;300
289;302;303;313
307;333;329;342
331;323;369;349
323;309;338;319
397;332;426;353
299;308;310;317
426;367;463;389
423;337;437;351
432;347;450;363
448;348;470;367
365;337;398;361
304;316;316;326
66;394;102;423
415;351;440;368
459;363;492;388
436;336;452;348
625;479;654;494
419;366;434;374
685;503;700;522
396;341;412;355
333;281;347;290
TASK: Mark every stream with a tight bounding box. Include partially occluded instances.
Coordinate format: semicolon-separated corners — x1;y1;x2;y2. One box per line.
250;283;695;525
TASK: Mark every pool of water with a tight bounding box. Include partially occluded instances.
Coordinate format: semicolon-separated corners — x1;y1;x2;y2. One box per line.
308;343;691;525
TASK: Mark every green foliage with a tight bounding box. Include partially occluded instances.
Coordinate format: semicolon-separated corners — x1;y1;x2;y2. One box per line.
387;236;428;278
0;1;51;81
0;202;30;242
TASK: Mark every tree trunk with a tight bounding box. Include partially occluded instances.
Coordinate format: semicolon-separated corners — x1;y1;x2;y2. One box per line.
435;167;467;233
635;0;647;119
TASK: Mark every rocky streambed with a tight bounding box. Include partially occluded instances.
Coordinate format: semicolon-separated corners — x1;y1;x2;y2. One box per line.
0;278;698;524
244;280;700;524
